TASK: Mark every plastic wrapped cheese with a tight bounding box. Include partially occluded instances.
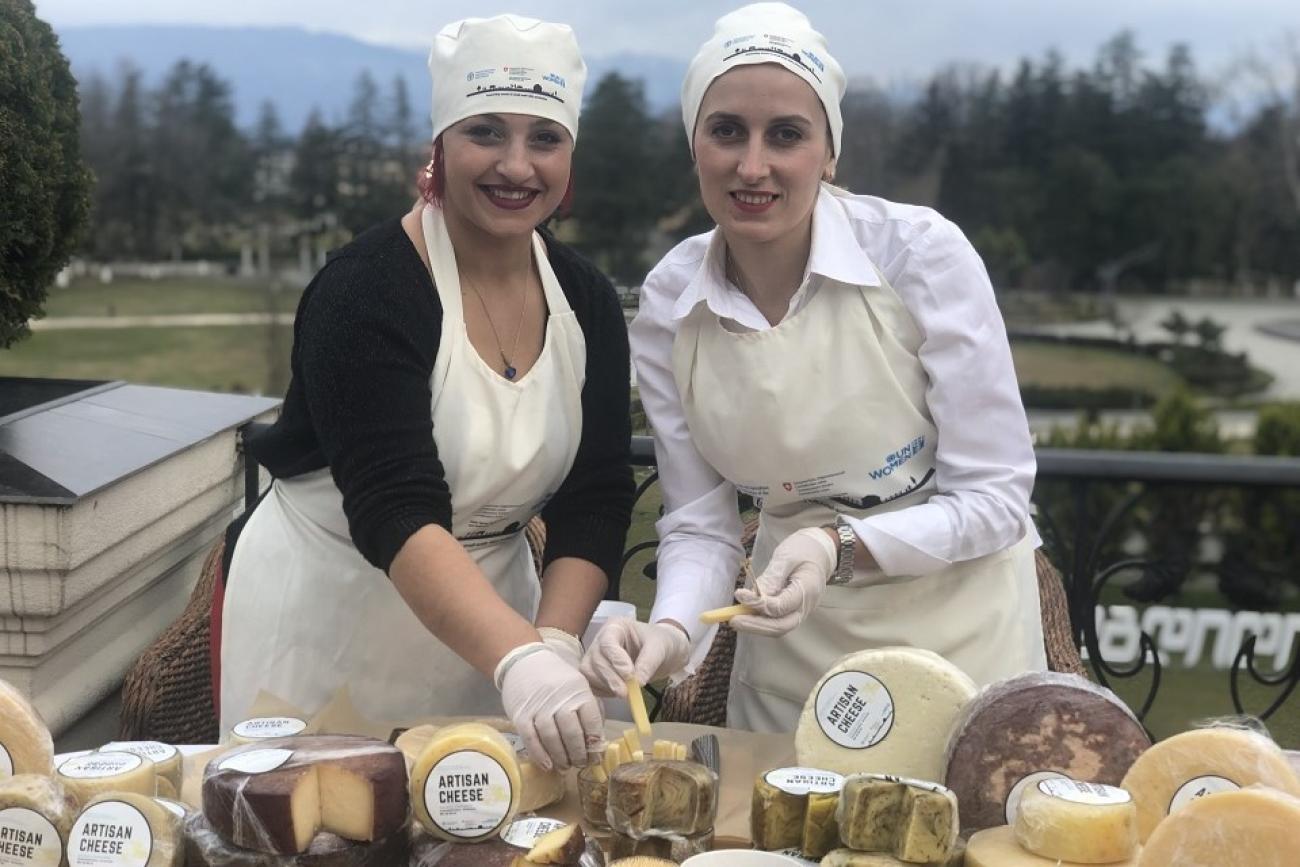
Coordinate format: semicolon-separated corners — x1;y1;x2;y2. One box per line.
56;751;158;808
408;821;604;867
801;790;840;859
202;735;409;855
820;844;966;867
608;828;713;861
967;825;1140;867
606;760;719;839
102;741;184;796
836;774;959;863
1118;725;1300;842
750;767;844;851
1013;779;1137;863
409;723;520;843
0;774;73;866
943;671;1151;833
0;680;55;779
68;791;184;866
1138;786;1300;866
183;813;411;866
796;648;977;782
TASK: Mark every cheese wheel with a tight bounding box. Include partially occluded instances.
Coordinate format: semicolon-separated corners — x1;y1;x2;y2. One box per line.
1013;779;1138;863
69;792;183;867
1119;726;1300;841
836;774;959;863
796;647;977;782
101;741;183;795
410;723;520;842
967;825;1140;867
0;774;73;867
1138;787;1300;867
183;812;411;866
395;720;564;812
56;752;158;809
227;718;309;745
202;735;408;855
820;844;966;867
0;679;54;779
943;672;1151;833
606;760;719;838
750;767;844;851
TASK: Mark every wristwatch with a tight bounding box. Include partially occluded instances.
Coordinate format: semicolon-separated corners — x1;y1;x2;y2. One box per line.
827;515;856;585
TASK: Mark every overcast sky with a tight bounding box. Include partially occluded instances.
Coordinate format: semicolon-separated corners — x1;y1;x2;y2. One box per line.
34;0;1297;84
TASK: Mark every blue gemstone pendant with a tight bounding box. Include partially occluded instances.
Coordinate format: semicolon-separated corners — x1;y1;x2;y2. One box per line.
504;366;517;380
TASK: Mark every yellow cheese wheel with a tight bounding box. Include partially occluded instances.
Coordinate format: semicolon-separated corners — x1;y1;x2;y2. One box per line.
56;751;158;809
69;792;184;867
410;722;521;842
0;679;54;778
1138;787;1300;867
1014;779;1138;863
968;825;1140;867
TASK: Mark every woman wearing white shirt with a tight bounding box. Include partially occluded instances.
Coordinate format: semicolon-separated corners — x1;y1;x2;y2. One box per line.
582;2;1047;732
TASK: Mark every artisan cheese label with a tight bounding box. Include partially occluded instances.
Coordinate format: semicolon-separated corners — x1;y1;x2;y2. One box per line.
423;749;515;839
775;849;819;866
501;817;566;847
813;671;894;749
216;748;293;775
59;752;143;780
102;741;178;763
1038;778;1132;806
0;807;61;866
231;717;307;740
764;767;845;796
1004;770;1069;824
0;745;11;777
1169;775;1240;814
67;800;153;867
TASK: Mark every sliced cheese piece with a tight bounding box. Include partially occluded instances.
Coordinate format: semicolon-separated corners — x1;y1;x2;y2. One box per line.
1014;778;1137;863
606;760;718;838
750;766;844;851
837;774;959;863
56;751;157;809
183;812;411;866
0;774;73;866
1138;786;1300;867
410;722;520;842
944;671;1152;834
607;828;713;862
820;844;966;867
69;792;183;866
626;680;653;739
796;647;977;782
1119;725;1300;841
227;716;309;745
523;822;586;864
801;790;840;859
968;825;1140;867
102;740;183;795
202;735;408;855
0;680;54;779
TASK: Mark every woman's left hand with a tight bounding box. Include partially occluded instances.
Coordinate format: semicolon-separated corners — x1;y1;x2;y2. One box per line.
731;527;838;637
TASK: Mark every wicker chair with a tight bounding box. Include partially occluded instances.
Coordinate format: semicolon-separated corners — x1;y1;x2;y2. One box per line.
117;517;549;743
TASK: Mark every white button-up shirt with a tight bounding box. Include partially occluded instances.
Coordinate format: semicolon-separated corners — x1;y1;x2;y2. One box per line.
630;187;1038;643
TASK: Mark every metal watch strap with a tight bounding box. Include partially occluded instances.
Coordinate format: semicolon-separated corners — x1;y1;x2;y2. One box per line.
829;516;856;585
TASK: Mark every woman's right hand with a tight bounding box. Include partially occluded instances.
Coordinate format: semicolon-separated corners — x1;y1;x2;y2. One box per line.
496;643;604;772
579;618;691;698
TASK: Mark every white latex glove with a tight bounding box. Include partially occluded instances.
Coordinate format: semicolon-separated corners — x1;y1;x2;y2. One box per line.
537;626;583;669
496;643;604;772
580;618;690;698
731;526;838;637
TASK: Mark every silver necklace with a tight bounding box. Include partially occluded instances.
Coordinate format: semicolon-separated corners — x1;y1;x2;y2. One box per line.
463;274;530;380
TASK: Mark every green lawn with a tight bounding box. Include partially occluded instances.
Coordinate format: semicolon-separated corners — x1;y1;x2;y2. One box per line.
1010;341;1185;396
43;276;298;318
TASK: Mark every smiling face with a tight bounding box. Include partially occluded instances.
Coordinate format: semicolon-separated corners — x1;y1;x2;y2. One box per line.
692;64;835;248
439;112;573;241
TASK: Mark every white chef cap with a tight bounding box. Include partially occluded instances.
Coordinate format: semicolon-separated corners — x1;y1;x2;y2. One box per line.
681;2;845;156
428;14;587;143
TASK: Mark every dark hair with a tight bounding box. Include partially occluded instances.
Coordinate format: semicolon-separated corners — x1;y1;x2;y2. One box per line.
416;136;575;217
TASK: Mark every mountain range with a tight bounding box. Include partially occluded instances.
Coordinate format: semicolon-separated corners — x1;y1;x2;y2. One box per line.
58;25;689;133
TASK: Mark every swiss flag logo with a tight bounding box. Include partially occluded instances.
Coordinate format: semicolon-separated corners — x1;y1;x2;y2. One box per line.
782;482;793;492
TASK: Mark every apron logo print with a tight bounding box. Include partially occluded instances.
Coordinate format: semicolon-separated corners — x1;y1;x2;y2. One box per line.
868;435;926;480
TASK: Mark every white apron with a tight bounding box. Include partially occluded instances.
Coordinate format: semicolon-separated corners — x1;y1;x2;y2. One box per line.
220;206;585;730
671;255;1045;733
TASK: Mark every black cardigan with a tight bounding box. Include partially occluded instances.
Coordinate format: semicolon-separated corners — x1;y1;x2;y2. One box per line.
247;217;634;585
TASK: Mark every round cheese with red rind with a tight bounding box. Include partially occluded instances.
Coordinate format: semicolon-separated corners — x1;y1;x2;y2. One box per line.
183;812;410;866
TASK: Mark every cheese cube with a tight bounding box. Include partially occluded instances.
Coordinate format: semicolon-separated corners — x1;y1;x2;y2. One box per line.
837;774;959;862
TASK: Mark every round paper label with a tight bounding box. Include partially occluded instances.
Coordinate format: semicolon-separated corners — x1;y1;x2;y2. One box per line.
423;749;515;839
0;744;12;777
813;671;894;749
1004;770;1070;824
101;741;178;763
67;800;153;867
218;748;293;774
58;752;143;780
0;807;62;866
231;717;307;739
1038;778;1132;806
764;767;845;796
501;817;566;847
775;849;820;866
1170;775;1240;814
155;799;188;820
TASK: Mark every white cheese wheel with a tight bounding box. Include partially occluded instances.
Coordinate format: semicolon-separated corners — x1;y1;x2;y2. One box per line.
56;752;158;809
795;647;977;782
968;825;1140;867
69;791;183;867
0;774;73;866
1119;726;1300;841
101;741;183;795
1138;787;1300;867
0;679;54;779
1013;778;1138;863
409;722;521;842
